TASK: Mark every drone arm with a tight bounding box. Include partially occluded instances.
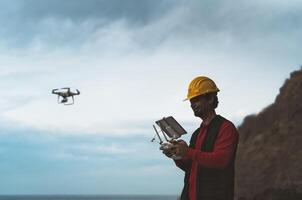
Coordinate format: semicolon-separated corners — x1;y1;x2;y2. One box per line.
70;89;80;96
52;89;58;94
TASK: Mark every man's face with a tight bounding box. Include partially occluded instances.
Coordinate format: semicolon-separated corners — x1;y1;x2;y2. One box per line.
189;95;212;118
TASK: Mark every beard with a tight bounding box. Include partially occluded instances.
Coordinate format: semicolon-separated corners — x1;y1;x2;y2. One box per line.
193;107;205;118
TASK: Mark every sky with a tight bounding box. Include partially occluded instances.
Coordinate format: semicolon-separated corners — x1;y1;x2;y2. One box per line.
0;0;301;195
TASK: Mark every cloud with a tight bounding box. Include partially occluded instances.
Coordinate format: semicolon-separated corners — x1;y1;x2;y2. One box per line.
1;0;301;50
21;0;172;22
0;129;156;165
0;0;175;48
0;0;301;136
0;129;182;194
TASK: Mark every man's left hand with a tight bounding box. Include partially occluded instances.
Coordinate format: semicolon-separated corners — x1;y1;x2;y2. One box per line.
173;139;189;158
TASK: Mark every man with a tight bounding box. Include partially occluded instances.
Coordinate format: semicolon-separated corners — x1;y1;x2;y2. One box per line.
162;76;239;200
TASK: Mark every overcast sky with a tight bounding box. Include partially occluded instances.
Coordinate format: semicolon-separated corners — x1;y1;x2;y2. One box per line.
0;0;301;195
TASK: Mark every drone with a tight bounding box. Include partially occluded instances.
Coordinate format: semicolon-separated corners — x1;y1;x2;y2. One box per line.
52;87;80;105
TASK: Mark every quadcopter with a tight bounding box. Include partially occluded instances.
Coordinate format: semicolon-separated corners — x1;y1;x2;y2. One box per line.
52;87;80;105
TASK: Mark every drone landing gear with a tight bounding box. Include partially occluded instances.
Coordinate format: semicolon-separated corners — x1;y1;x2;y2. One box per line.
57;96;74;106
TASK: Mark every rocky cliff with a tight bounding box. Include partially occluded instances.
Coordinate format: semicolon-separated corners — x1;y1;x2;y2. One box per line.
235;67;302;200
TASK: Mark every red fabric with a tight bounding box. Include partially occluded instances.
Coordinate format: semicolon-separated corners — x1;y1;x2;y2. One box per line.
175;120;238;200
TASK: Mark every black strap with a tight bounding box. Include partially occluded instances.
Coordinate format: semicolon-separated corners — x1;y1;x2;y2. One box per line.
189;127;201;148
201;115;225;152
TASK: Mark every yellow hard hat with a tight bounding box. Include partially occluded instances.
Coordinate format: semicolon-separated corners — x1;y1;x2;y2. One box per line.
184;76;219;101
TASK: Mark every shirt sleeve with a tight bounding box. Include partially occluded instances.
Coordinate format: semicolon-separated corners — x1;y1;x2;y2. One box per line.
174;155;191;172
185;121;239;169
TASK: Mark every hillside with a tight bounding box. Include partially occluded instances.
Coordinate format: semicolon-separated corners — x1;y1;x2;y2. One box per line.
235;67;302;200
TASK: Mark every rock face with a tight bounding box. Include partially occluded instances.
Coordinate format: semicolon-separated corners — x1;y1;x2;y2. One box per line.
235;68;302;200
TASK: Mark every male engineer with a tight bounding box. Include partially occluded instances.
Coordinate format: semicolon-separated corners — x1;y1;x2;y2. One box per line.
161;76;239;200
